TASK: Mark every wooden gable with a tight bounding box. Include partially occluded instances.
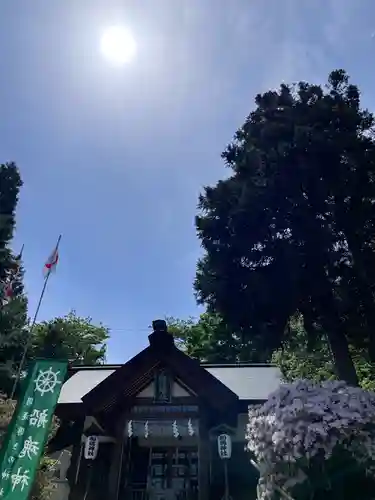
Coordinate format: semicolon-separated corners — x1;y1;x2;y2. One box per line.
82;324;238;416
136;377;193;398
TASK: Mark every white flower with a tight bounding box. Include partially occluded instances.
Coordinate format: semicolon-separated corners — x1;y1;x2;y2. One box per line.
246;379;375;499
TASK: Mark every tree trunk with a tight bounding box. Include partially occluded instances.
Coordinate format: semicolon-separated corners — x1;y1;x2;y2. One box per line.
312;268;359;386
325;326;359;386
358;286;375;361
337;207;375;362
368;334;375;362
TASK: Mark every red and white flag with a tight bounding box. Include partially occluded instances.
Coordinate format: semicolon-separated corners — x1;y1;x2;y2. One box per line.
0;245;24;307
1;280;14;306
43;245;59;277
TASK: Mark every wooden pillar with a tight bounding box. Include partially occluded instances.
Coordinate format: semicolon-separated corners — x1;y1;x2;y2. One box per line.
107;412;125;499
198;414;210;500
66;419;85;500
108;436;124;499
66;442;82;500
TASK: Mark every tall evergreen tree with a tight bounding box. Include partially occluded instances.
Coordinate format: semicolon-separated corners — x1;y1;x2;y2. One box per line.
195;70;375;385
0;162;27;393
0;162;23;280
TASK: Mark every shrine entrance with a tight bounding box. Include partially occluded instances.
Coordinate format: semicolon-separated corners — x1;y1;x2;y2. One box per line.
147;447;198;500
121;415;200;500
121;440;199;500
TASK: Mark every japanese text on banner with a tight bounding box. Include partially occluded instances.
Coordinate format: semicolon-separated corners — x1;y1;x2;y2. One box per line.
0;360;68;500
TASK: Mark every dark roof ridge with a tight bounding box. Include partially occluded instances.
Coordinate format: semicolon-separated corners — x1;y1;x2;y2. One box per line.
68;364;121;373
202;363;278;368
68;362;278;371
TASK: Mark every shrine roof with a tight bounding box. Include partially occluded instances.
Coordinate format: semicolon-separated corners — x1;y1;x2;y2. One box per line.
58;362;281;405
204;364;281;400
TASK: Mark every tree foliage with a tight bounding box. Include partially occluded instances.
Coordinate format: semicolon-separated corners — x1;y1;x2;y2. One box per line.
0;162;23;280
167;312;271;363
272;314;375;391
30;311;109;365
0;163;28;393
195;69;375;385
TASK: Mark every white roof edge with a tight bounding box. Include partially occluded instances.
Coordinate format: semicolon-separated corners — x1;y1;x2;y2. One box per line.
58;365;281;405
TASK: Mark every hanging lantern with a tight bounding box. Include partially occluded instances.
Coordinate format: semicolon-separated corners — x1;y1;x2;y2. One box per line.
144;420;149;438
187;418;194;437
127;420;133;438
217;434;232;460
84;436;99;460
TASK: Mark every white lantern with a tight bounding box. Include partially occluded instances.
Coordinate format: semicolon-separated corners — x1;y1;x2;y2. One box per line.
217;434;232;459
84;436;99;460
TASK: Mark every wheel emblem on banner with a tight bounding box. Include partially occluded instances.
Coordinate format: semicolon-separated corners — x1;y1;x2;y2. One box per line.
34;367;62;396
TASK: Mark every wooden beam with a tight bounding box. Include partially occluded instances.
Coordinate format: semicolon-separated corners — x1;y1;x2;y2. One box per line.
198;413;210;500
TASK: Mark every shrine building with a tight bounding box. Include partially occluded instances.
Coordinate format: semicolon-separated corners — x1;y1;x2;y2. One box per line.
50;320;281;500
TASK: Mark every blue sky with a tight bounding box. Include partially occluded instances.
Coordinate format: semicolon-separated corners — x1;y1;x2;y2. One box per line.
1;0;375;362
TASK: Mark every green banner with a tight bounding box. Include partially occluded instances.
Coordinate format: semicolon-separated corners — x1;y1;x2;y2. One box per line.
0;360;67;500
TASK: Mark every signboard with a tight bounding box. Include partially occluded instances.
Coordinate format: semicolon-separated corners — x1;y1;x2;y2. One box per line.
132;405;198;414
217;434;232;460
0;360;68;500
84;436;99;460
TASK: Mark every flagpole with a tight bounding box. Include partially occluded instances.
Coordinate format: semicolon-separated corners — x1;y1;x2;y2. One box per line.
10;235;61;399
18;243;25;257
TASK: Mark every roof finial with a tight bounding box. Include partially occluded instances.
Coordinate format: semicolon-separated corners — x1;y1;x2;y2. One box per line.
152;319;167;333
149;319;174;349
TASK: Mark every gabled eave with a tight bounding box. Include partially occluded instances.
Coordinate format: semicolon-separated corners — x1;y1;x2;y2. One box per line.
82;343;238;415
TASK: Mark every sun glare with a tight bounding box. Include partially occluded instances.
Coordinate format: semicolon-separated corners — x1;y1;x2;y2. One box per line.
100;26;137;66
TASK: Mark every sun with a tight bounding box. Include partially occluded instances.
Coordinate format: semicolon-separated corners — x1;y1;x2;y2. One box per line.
100;26;137;66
